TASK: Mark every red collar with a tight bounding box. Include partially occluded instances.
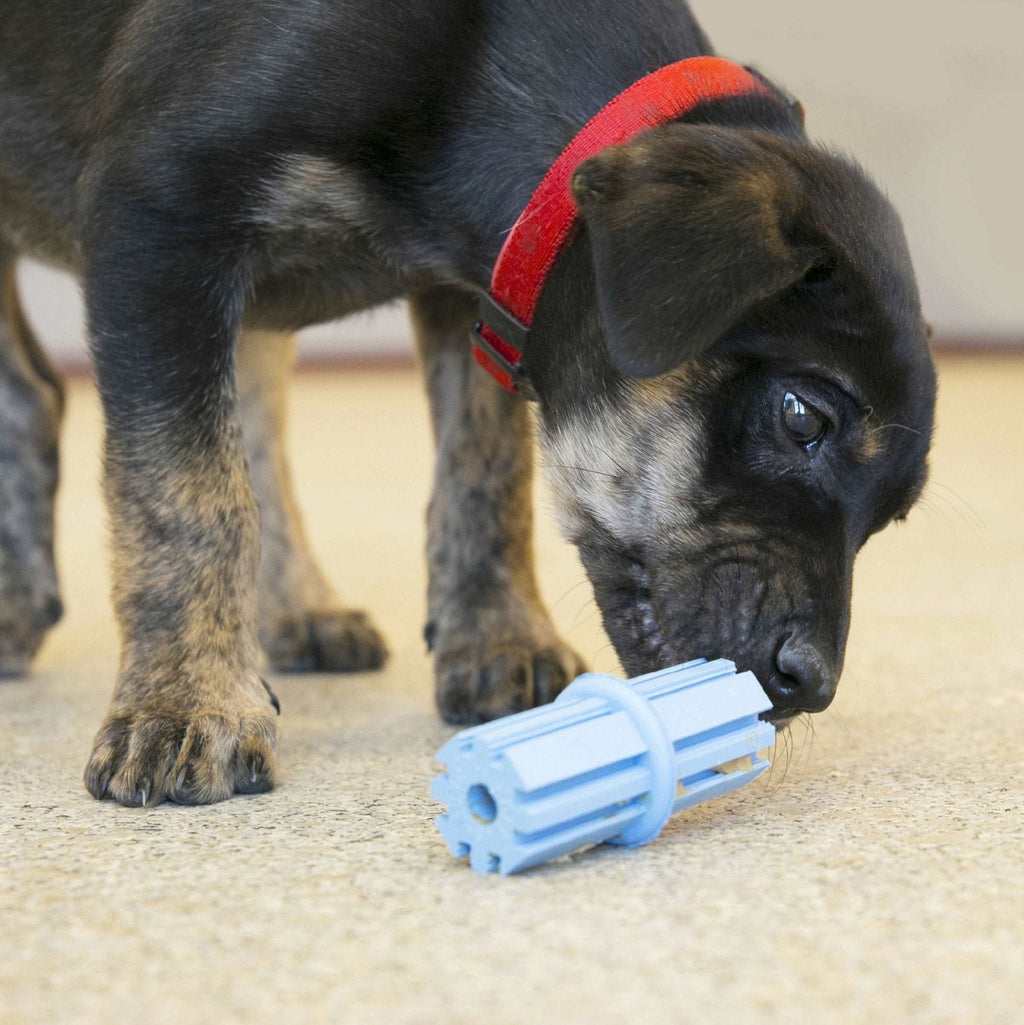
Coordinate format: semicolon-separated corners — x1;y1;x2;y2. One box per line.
472;56;770;398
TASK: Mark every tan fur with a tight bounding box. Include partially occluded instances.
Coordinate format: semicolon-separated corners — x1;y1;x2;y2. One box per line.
235;328;388;671
253;155;370;237
540;368;711;546
84;373;277;806
854;418;885;463
410;286;585;723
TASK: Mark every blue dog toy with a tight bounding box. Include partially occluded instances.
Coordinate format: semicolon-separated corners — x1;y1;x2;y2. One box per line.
431;658;775;875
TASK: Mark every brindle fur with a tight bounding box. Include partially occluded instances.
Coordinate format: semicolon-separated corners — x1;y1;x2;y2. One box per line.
410;286;586;722
83;361;276;805
0;244;64;675
0;0;936;806
236;328;388;672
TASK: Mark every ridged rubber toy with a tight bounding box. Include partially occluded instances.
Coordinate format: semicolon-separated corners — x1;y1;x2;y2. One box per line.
431;658;775;875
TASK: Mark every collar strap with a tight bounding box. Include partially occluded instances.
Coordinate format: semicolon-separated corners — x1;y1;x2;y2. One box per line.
472;56;771;398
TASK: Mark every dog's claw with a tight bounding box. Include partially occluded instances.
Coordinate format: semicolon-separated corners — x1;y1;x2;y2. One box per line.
261;676;281;714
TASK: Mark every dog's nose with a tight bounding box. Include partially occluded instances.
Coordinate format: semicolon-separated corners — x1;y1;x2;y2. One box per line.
770;636;838;713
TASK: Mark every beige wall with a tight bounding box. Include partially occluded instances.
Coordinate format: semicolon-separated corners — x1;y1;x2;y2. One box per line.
16;0;1022;366
694;0;1023;343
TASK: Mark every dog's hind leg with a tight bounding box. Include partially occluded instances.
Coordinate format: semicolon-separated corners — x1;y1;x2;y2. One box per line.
0;245;65;676
235;328;387;672
410;285;586;724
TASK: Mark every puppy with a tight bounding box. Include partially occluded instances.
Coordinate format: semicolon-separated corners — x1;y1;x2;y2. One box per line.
0;0;936;805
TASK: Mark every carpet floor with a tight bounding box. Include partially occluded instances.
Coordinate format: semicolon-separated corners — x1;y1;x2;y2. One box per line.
2;354;1021;1024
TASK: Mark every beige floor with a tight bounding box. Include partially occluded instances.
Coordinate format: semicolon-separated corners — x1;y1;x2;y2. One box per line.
1;354;1021;1025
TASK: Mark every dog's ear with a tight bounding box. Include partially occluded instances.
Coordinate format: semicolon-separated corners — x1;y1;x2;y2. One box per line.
571;125;817;377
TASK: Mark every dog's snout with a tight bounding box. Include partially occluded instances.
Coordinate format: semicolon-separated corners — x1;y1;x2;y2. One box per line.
770;636;837;713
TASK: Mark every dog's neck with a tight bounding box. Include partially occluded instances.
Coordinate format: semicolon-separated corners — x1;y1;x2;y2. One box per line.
412;1;712;278
470;59;782;398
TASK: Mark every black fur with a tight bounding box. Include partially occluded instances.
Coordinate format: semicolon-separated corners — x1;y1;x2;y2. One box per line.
0;0;936;802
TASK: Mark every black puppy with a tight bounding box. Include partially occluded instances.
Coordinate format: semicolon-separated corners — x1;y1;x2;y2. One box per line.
0;0;935;806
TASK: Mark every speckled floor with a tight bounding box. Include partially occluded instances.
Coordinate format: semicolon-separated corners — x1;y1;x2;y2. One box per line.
2;355;1021;1025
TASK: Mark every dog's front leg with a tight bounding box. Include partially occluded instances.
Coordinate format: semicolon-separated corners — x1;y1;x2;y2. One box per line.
81;200;277;806
411;286;585;724
235;328;387;672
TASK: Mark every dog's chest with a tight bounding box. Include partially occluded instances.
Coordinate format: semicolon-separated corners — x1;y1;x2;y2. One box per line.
243;154;411;331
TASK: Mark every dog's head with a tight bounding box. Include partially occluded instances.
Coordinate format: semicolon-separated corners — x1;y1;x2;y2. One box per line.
531;122;936;720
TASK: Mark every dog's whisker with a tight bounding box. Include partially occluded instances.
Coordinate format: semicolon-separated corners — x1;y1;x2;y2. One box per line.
866;421;924;439
763;726;787;793
548;577;593;616
543;462;620;481
568;596;599;632
912;495;951;529
799;712;819;772
925;481;987;533
793;712;810;766
777;723;793;786
914;488;984;543
825;705;855;746
608;455;631;478
586;641;620;675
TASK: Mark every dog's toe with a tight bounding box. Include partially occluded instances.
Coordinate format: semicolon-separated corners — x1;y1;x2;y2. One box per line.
532;647;587;705
263;607;388;673
232;715;279;796
85;697;278;807
436;639;586;725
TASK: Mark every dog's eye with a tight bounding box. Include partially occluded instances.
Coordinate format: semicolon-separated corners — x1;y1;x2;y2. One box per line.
782;392;827;449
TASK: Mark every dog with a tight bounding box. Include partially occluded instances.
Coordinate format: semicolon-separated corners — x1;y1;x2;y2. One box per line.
0;0;936;806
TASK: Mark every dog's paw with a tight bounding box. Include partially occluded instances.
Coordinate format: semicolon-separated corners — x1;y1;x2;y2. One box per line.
0;592;63;678
84;685;279;807
433;633;587;726
262;607;388;673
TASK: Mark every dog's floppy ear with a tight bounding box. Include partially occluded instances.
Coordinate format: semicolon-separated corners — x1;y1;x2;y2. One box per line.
571;125;816;377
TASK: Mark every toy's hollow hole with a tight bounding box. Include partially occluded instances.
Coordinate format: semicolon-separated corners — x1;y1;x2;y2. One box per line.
467;784;497;824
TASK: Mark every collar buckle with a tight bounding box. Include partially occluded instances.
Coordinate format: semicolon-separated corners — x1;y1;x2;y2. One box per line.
471;293;538;401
